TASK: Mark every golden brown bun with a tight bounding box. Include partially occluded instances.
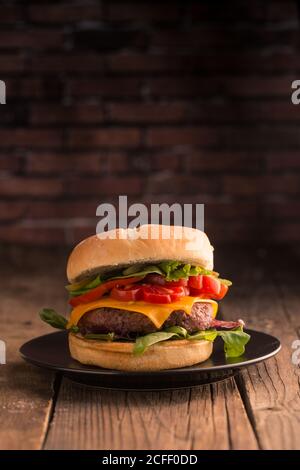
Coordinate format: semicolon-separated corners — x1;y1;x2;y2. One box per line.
69;333;213;371
67;224;214;283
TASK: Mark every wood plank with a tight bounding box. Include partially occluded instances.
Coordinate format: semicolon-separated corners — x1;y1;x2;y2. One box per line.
0;250;66;449
220;249;300;450
45;376;258;450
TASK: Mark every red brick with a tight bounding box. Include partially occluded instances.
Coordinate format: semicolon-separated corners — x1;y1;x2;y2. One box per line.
72;225;97;246
1;105;24;125
264;202;300;219
154;28;297;51
68;128;141;148
26;153;105;174
148;174;219;194
205;220;260;244
26;152;127;175
29;4;102;23
144;194;224;205
147;127;217;147
187;152;261;171
28;201;99;219
189;0;298;26
151;153;181;171
147;77;217;97
6;78;62;99
0;55;24;72
68;78;141;98
107;153;128;172
18;78;44;98
0;154;21;172
0;130;63;149
66;177;142;196
0;225;67;246
0;31;63;49
147;76;292;99
0;6;23;23
217;126;300;149
147;125;300;151
107;3;179;21
266;0;298;21
186;101;300;123
152;30;238;49
268;223;300;243
31;54;105;72
107;102;186;123
224;175;300;195
266;152;300;170
231;101;300;122
0;177;63;197
229;52;297;73
5;78;41;98
30;104;104;125
111;51;298;74
224;77;293;98
189;1;267;22
0;201;26;220
104;100;300;125
108;54;199;73
207;202;258;219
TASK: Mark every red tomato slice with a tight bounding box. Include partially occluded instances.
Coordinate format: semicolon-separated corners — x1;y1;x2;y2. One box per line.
69;276;144;307
189;287;209;297
213;283;228;300
110;284;143;302
202;275;221;297
184;286;190;296
166;285;187;301
188;275;203;289
142;285;172;303
141;284;186;303
189;276;229;300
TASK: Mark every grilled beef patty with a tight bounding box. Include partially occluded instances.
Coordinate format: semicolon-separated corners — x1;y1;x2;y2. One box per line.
78;302;213;338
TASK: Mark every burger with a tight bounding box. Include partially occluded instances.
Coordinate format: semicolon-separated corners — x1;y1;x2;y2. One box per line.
40;225;250;371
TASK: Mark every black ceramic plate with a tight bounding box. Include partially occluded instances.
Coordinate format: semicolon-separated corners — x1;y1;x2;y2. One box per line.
20;329;281;390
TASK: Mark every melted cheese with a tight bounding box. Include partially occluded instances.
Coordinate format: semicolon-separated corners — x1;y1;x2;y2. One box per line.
67;296;218;329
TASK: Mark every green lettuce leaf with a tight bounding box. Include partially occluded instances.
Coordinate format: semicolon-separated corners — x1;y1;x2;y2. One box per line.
39;308;79;333
188;329;219;342
133;325;250;358
164;325;188;338
159;261;216;281
66;265;164;296
109;265;163;280
67;275;102;297
133;331;180;355
84;332;115;341
40;308;68;329
218;327;250;358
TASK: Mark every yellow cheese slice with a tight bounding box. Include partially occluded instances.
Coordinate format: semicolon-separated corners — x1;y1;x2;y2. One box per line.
67;296;218;330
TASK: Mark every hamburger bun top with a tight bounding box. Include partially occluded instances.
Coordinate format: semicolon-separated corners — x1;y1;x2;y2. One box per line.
67;224;214;283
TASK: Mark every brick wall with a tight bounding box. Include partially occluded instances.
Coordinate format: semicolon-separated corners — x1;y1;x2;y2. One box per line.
1;0;300;248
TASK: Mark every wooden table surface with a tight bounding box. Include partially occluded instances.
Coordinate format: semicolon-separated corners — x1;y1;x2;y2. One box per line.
1;246;300;450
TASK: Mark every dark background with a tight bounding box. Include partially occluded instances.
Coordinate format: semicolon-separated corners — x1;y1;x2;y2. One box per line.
1;0;300;250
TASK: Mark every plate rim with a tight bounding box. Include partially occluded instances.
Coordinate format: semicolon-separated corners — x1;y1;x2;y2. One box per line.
20;328;281;377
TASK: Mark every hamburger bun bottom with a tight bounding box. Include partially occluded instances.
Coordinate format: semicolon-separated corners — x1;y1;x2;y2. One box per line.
69;333;213;371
